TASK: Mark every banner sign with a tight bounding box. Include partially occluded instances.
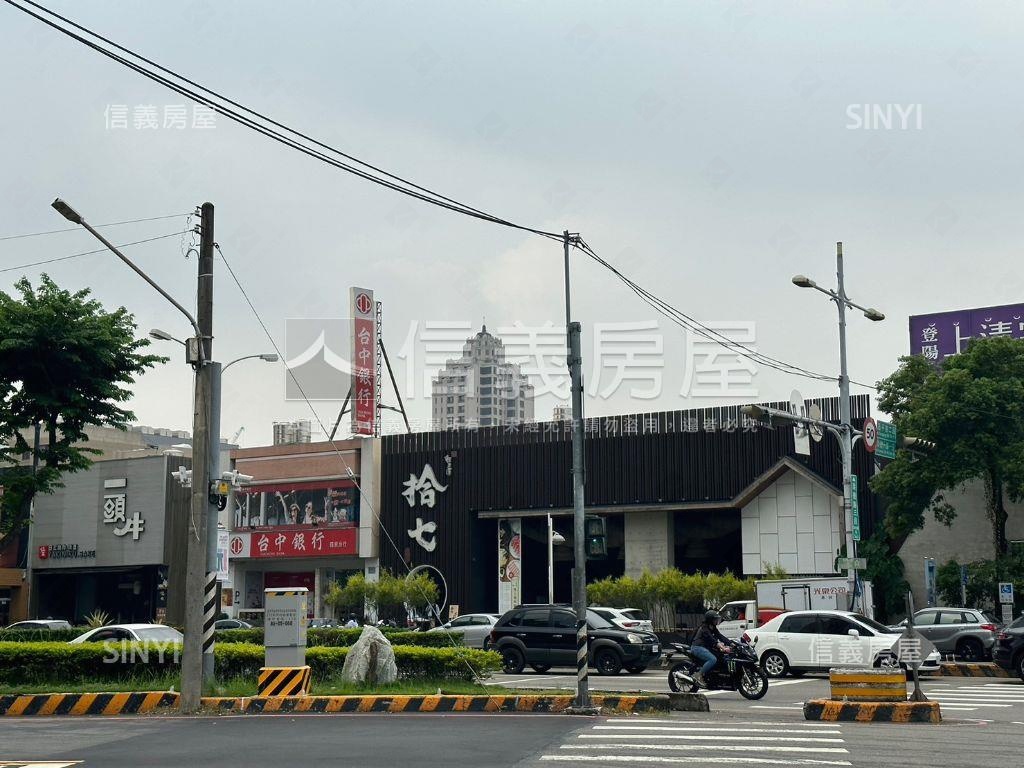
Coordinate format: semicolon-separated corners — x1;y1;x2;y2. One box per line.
229;527;357;559
350;287;377;436
910;303;1024;360
497;518;522;613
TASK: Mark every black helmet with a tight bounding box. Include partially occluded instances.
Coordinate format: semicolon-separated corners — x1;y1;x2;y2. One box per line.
704;610;721;624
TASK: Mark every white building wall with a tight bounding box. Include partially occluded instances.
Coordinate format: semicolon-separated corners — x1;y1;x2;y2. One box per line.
741;469;842;576
624;510;675;577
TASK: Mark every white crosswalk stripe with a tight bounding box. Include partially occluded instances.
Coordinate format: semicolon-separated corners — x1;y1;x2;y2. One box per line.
926;682;1024;711
536;719;852;767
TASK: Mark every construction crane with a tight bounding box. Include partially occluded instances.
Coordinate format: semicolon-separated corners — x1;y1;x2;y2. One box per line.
230;426;245;445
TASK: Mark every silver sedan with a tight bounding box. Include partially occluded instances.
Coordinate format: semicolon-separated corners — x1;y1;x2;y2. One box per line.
428;613;501;649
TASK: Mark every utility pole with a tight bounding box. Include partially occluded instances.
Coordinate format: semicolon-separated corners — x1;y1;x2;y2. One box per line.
563;230;591;711
182;202;217;711
23;422;41;618
834;243;857;612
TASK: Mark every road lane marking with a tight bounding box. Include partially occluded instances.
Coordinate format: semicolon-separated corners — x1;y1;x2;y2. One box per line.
580;734;844;743
593;726;844;735
561;743;849;754
606;720;839;728
752;705;803;710
541;756;851;765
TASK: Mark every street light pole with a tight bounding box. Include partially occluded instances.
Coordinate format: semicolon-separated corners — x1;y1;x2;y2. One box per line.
792;242;884;613
51;197;215;711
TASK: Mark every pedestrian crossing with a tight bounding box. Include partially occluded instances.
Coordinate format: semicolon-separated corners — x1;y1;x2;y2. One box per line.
538;719;852;766
924;681;1024;712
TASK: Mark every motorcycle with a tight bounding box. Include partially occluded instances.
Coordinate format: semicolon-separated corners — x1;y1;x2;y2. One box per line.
667;640;769;700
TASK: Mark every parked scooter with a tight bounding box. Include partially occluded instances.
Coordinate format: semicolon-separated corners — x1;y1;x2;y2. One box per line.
667;640;769;700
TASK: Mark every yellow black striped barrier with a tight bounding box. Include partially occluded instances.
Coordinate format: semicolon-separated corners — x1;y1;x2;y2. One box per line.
829;668;907;701
200;693;669;714
257;666;311;697
0;691;178;716
0;691;667;716
804;698;941;723
940;662;1012;678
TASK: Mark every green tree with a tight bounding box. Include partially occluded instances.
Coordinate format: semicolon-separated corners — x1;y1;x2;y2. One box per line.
404;571;440;616
871;337;1024;556
325;572;371;615
936;559;964;607
0;275;163;545
859;534;910;622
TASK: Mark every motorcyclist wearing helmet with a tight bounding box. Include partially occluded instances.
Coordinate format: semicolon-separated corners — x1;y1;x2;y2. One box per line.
690;610;732;688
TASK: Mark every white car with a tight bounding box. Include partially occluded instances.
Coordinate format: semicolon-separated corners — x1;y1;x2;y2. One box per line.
590;607;655;633
744;610;941;677
428;613;501;649
69;623;183;644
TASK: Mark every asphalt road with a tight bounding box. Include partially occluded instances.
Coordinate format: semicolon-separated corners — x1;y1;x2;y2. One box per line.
488;666;1024;724
1;705;1021;768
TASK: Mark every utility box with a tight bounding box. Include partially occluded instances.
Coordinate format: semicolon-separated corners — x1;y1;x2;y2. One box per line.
264;587;308;667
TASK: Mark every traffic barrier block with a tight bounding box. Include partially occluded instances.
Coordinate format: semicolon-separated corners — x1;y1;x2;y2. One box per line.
829;668;906;701
939;662;1012;678
804;698;941;723
0;691;178;717
257;665;311;697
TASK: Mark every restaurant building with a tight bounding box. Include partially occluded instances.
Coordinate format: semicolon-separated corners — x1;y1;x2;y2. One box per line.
227;438;381;621
380;396;881;615
29;454;191;624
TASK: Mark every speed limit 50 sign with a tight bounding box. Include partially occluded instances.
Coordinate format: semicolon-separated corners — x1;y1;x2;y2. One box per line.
862;417;878;453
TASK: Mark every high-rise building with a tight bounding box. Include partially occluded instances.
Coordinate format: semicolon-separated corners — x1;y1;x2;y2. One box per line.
273;420;312;445
432;326;534;429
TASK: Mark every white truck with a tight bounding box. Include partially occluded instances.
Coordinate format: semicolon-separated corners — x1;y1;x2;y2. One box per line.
717;577;874;640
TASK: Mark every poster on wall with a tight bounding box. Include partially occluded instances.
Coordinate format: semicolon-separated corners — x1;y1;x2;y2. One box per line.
497;518;522;613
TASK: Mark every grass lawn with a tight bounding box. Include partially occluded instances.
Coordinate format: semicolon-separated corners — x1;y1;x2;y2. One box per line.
0;676;563;698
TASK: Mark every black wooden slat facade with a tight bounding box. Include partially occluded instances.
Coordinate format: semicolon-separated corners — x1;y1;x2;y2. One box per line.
380;396;878;612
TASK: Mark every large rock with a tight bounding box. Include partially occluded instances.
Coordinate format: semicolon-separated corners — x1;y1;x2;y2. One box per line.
341;625;398;685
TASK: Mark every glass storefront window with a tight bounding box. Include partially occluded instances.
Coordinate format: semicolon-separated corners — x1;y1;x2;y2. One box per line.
233;484;359;530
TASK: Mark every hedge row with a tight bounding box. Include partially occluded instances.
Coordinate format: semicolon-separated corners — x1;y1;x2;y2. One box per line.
0;641;500;684
0;627;464;648
214;628;463;648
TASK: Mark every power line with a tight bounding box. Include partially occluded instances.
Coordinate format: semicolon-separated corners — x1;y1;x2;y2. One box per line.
3;0;562;242
1;0;880;392
0;213;191;242
0;230;190;274
574;238;845;385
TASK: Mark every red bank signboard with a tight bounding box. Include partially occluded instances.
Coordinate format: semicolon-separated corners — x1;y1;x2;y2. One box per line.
229;527;357;559
350;286;376;436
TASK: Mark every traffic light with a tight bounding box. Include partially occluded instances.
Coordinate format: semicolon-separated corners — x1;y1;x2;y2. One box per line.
900;436;937;453
585;515;607;558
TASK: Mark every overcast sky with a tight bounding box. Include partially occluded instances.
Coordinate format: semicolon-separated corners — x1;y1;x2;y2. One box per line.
2;1;1021;447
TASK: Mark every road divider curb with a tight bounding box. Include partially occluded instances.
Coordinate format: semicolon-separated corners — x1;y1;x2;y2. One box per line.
804;698;941;723
939;662;1012;678
0;691;668;716
0;691;178;716
200;693;671;714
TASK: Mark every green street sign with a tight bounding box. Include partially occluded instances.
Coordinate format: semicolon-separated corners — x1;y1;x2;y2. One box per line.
877;421;898;460
837;557;868;570
851;474;861;542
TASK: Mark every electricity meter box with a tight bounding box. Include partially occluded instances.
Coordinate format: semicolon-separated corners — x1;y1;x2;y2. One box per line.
263;587;308;667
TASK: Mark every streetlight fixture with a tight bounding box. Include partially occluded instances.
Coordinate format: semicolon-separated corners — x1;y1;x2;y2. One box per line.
52;199;204;364
222;353;279;372
150;329;185;346
786;241;885;612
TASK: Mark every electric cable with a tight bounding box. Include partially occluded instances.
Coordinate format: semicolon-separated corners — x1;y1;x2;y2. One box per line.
0;230;191;274
2;0;562;241
0;212;191;242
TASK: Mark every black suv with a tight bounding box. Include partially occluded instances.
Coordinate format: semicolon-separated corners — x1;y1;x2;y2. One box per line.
489;605;661;675
993;614;1024;679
